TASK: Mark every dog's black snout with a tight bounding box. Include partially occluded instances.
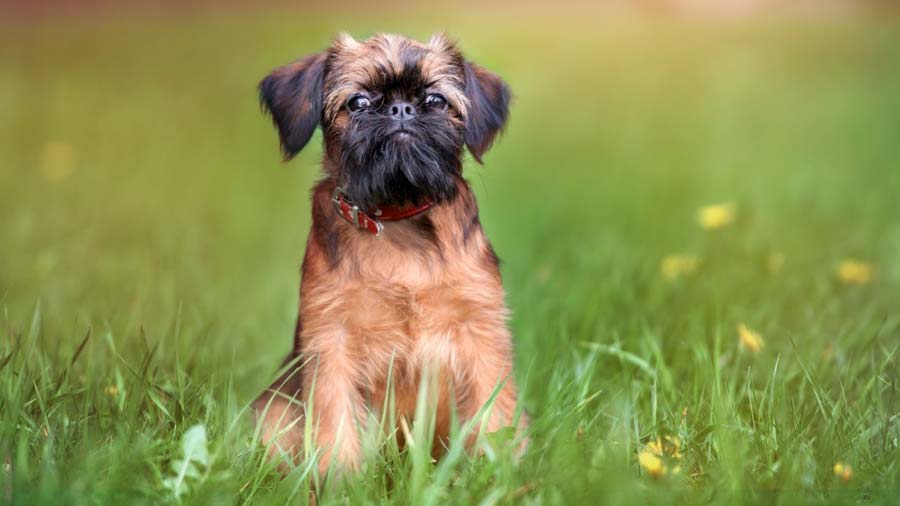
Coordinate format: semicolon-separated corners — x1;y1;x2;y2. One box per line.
388;101;416;121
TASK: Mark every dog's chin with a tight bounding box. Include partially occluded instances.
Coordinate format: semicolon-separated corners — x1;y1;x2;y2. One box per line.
340;134;462;210
389;130;414;143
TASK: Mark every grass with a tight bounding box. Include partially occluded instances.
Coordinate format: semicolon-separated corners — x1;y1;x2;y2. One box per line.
2;4;900;504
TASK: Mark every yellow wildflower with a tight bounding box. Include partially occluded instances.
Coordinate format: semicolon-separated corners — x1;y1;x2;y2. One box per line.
661;254;698;280
822;342;835;362
638;450;665;478
651;436;682;459
765;252;785;274
638;436;682;478
39;140;77;183
697;203;736;230
836;259;873;285
737;324;764;353
833;462;853;482
105;385;119;398
535;264;552;284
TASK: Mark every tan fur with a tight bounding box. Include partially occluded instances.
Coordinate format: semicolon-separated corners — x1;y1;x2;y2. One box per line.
256;181;527;475
324;33;469;123
254;33;525;477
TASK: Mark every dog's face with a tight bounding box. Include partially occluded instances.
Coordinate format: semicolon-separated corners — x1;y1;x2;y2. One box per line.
260;34;510;209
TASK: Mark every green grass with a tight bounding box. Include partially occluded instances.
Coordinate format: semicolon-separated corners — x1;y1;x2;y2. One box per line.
2;5;900;505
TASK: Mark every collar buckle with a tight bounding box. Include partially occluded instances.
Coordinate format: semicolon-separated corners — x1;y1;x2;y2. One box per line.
331;187;384;236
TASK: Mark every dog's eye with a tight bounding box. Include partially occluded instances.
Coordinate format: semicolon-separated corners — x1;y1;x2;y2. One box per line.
424;93;447;109
347;96;371;112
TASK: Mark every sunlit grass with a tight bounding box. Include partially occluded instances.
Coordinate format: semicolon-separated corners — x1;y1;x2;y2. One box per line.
1;5;900;505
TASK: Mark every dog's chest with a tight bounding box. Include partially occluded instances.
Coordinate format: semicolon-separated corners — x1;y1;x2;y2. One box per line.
333;276;491;389
301;204;506;389
323;237;502;363
340;256;478;341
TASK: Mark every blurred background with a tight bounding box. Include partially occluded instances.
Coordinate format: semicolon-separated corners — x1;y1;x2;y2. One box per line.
4;0;899;352
3;0;900;400
3;0;900;402
2;1;900;502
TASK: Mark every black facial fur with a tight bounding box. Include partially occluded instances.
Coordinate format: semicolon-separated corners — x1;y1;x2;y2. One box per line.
329;44;466;210
260;35;511;211
334;93;464;210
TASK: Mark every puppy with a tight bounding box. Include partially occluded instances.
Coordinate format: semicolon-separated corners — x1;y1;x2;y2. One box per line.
253;33;527;475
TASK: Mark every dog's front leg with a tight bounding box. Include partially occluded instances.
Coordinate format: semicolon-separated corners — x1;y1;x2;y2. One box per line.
305;342;365;476
253;353;306;471
453;328;529;451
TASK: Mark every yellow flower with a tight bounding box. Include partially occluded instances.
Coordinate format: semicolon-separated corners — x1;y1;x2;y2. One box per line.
535;264;552;284
652;436;682;459
39;140;77;183
737;324;764;353
765;252;785;274
661;254;698;280
697;203;736;230
105;385;119;398
836;259;873;285
822;342;835;362
638;436;682;478
638;450;665;478
833;461;853;482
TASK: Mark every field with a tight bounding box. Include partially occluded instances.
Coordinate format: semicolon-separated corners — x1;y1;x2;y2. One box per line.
1;4;899;504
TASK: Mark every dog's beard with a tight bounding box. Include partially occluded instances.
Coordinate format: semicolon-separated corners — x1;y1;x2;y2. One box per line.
338;115;463;210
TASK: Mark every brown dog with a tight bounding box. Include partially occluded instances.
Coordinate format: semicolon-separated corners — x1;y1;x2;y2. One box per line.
253;33;527;475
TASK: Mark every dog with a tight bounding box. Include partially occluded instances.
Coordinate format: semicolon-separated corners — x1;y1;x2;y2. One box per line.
252;33;527;475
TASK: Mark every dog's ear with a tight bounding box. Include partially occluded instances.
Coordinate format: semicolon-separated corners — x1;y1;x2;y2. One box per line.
463;62;511;163
259;53;327;160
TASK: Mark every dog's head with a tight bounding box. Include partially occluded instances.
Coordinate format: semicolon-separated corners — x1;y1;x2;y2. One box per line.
260;33;510;209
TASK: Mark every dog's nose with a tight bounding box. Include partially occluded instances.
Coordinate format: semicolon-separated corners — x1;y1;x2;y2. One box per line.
388;101;416;121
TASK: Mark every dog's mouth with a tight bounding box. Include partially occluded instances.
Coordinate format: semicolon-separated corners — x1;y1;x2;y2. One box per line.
387;127;414;141
339;119;463;210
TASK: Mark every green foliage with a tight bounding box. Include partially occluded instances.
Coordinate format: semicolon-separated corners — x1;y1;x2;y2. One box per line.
1;6;899;505
162;425;210;501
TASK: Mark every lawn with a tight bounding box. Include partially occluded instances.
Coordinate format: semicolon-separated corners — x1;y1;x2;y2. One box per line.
1;4;899;505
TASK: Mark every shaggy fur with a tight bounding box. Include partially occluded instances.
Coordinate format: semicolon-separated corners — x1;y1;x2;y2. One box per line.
253;33;526;475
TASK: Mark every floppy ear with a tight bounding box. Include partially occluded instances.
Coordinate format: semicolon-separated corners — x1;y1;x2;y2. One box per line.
463;62;511;163
259;53;327;160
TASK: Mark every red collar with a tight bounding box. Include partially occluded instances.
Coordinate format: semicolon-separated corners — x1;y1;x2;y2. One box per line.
331;187;434;236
